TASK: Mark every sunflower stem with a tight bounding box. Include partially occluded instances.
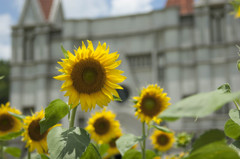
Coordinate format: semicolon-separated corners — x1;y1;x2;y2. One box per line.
69;106;78;128
27;148;31;159
142;122;146;159
0;140;3;159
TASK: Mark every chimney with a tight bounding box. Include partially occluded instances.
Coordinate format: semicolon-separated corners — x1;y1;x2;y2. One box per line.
166;0;193;15
38;0;54;20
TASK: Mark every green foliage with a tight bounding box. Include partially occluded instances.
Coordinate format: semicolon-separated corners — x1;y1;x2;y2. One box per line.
113;95;122;102
3;147;21;157
40;99;69;134
150;125;172;133
159;89;240;119
9;112;26;121
176;132;192;148
145;150;157;159
61;45;69;59
229;109;240;126
230;140;240;153
238;60;240;72
218;83;231;93
191;129;225;152
0;130;24;140
0;60;10;104
98;144;109;157
122;149;156;159
23;153;49;159
224;119;240;139
116;134;140;156
47;127;90;159
80;143;101;159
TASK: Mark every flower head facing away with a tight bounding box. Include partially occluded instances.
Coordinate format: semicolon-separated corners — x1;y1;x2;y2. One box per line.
0;102;22;136
54;41;126;111
133;84;170;124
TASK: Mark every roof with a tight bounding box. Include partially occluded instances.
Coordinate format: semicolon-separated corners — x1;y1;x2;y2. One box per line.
38;0;54;20
166;0;193;15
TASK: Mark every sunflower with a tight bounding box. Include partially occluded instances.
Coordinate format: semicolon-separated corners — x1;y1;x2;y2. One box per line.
133;84;170;124
107;131;122;156
22;110;60;154
54;41;126;111
85;108;121;144
0;102;22;136
150;130;175;152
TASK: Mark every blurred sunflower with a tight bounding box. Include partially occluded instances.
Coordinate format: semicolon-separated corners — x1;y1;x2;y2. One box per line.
54;40;126;111
22;110;60;154
150;130;175;152
0;102;22;136
85;108;121;144
133;84;170;124
107;132;122;156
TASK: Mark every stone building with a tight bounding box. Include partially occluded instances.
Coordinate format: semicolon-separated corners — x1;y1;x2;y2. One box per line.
10;0;240;137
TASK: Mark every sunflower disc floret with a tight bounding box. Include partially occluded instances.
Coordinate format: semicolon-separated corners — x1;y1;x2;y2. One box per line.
133;84;170;124
54;41;126;111
85;108;121;144
0;102;22;136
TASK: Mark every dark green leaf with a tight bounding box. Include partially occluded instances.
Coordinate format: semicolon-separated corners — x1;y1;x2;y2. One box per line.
186;142;240;159
61;45;68;59
229;109;240;126
122;149;141;159
9;112;26;120
151;125;172;133
4;147;21;157
116;134;140;156
98;143;109;157
160;90;240;119
47;127;90;159
192;129;225;152
40;99;69;134
146;150;157;159
224;119;240;139
80;143;101;159
230;140;240;153
218;83;231;93
113;95;122;102
0;130;24;140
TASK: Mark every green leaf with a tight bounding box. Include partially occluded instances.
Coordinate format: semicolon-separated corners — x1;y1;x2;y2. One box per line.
224;119;240;139
4;147;21;157
61;45;69;59
146;150;157;159
40;99;69;134
80;143;101;159
122;149;141;159
150;125;172;133
113;95;122;102
0;130;24;140
230;140;240;154
186;142;240;159
47;127;90;159
229;109;240;126
237;60;240;72
160;90;240;119
0;76;4;80
218;83;231;93
160;116;179;122
9;112;26;120
116;134;140;156
191;129;225;152
98;143;109;157
40;154;50;159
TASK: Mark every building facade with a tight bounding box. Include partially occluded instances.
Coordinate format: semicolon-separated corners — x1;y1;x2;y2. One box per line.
10;0;240;137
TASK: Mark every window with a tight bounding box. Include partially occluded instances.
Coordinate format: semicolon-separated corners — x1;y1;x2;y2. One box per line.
128;54;151;69
116;85;130;103
22;106;35;115
158;53;165;82
180;15;194;25
23;27;35;61
210;5;225;43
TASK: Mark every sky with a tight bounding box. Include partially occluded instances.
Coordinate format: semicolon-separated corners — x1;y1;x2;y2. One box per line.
0;0;167;61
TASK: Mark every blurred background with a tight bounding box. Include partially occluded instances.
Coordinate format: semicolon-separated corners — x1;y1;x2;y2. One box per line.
1;0;240;157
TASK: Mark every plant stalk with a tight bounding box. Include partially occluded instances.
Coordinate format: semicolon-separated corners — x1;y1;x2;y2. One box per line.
0;141;3;159
28;148;31;159
142;122;146;159
233;100;240;111
69;106;78;128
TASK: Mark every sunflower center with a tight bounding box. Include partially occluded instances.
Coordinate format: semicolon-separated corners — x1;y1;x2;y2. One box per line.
93;117;110;135
157;134;169;146
141;96;161;117
71;58;106;94
109;137;118;148
28;119;47;141
0;114;14;131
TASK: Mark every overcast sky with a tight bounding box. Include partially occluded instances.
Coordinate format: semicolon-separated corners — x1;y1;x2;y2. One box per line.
0;0;167;60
